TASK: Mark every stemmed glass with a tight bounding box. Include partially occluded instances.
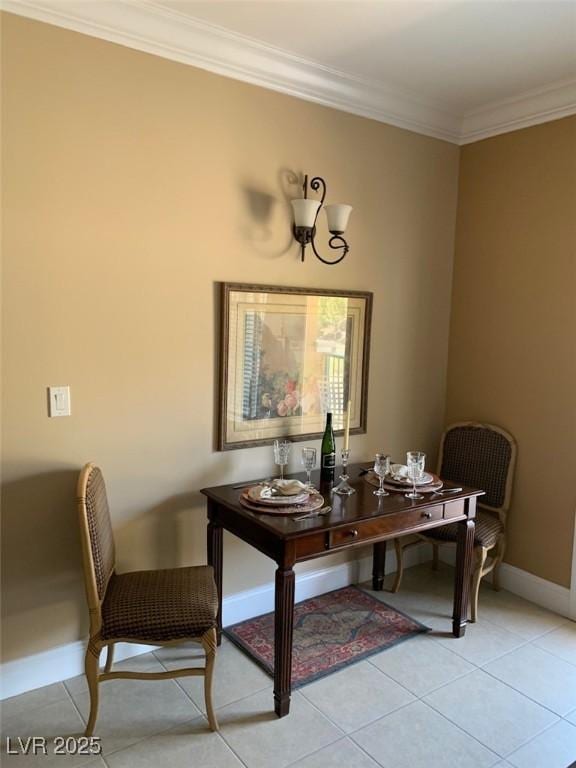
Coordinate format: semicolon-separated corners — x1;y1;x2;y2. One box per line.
405;451;426;500
301;447;317;490
273;439;291;480
373;453;391;496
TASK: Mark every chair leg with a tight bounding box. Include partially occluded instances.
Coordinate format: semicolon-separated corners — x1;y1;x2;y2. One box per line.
470;547;488;623
432;543;439;571
104;643;115;673
201;628;219;731
391;538;404;593
492;535;506;591
84;642;101;737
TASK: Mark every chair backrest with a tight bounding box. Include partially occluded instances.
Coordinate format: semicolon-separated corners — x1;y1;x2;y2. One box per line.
77;463;116;632
437;422;517;520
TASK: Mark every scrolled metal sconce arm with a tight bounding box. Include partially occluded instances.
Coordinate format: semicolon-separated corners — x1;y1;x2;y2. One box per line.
291;174;351;265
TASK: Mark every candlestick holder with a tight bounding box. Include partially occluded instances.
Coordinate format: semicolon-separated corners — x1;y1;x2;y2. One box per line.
333;449;356;495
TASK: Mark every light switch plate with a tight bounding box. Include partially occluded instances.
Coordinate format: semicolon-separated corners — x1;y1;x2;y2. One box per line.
48;386;71;417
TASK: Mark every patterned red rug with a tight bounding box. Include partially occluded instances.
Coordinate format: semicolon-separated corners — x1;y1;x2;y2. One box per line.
224;585;429;688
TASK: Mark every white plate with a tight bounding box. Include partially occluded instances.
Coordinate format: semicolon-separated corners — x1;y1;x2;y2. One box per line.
389;464;434;486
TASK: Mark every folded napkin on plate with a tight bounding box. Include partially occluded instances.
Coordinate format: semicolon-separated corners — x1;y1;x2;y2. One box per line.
270;479;309;496
390;463;408;481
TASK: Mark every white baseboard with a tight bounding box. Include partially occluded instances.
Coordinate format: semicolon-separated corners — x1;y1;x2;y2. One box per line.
438;548;571;618
0;544;425;700
497;562;571;617
0;639;157;703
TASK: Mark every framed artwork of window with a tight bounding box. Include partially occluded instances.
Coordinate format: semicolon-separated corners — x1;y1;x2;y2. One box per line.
218;282;372;450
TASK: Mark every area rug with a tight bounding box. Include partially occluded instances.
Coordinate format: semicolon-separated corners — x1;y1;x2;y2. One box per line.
224;585;429;688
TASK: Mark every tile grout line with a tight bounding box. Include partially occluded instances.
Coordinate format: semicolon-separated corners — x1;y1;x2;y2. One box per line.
61;679;89;732
503;718;576;765
152;650;256;768
208;634;571;768
153;648;272;717
286;688;347;736
333;671;502;763
526;636;576;669
300;676;419;738
422;679;560;760
283;734;386;768
199;726;252;768
1;683;72;728
402;698;503;762
366;655;478;699
282;736;349;768
479;663;572;719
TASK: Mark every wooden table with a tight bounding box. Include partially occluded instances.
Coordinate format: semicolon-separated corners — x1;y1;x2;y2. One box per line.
201;465;482;717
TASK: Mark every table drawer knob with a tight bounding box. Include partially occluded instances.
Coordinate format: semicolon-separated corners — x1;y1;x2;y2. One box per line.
421;511;433;519
347;529;359;538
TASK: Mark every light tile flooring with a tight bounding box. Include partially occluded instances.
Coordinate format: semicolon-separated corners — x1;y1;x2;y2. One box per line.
2;563;576;768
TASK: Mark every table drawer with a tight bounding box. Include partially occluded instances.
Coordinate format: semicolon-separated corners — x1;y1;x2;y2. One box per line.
329;504;444;548
444;499;465;519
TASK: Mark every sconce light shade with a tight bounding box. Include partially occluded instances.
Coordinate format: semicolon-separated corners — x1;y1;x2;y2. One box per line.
291;198;322;229
324;204;352;234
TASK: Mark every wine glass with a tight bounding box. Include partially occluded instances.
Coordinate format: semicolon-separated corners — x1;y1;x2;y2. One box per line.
301;447;317;490
373;453;391;496
405;451;426;500
273;439;291;480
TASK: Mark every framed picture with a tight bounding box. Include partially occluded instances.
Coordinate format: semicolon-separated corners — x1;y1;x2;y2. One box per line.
218;283;372;450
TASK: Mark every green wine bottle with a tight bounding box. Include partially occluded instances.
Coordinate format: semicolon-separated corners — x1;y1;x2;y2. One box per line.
320;412;336;481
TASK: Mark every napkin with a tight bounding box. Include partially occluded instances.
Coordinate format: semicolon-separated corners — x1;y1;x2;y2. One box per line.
270;479;309;496
390;464;408;481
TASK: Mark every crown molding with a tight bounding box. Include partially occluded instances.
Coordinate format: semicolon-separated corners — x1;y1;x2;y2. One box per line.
0;0;462;143
459;78;576;144
3;0;576;145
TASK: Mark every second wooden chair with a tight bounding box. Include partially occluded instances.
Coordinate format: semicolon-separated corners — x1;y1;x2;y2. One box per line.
392;422;516;622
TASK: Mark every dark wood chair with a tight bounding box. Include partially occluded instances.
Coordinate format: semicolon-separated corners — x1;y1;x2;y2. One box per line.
77;462;219;736
392;422;516;621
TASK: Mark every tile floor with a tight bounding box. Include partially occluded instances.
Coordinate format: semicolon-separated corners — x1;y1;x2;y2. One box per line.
2;563;576;768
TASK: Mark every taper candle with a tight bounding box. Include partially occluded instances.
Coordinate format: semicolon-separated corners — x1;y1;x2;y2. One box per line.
343;400;351;450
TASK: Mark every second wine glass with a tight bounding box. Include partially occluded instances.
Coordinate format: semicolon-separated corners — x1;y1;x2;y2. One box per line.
273;439;291;480
301;447;317;489
373;453;391;496
405;451;426;500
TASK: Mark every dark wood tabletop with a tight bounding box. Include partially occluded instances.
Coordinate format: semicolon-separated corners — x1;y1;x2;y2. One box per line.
202;464;476;540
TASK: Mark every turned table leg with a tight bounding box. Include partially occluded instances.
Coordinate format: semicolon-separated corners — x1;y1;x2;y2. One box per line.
452;517;475;637
372;541;386;591
273;565;295;717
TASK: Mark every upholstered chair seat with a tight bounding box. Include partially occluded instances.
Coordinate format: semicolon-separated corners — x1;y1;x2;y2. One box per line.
101;567;218;642
424;510;504;550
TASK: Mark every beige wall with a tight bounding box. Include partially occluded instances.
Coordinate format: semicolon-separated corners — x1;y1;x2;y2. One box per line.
446;117;576;587
1;14;459;662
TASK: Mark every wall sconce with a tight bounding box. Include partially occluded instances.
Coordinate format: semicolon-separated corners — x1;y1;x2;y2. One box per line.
291;175;352;265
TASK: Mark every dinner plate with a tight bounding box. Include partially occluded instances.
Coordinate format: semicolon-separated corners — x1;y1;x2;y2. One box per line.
245;485;310;506
388;464;435;486
239;492;324;515
365;471;443;494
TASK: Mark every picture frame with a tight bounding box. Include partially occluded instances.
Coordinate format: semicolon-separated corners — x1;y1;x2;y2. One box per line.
218;282;372;450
